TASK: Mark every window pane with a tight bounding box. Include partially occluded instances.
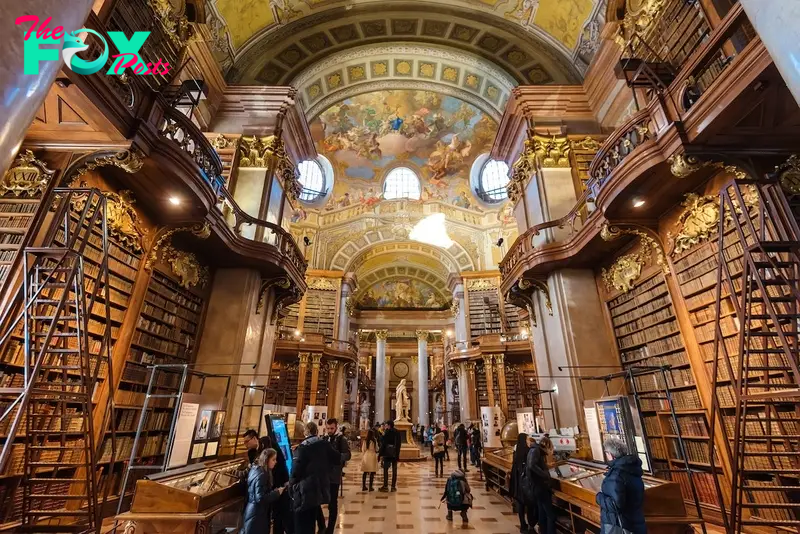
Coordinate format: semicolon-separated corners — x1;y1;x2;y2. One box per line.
298;160;325;202
480;160;509;201
383;167;421;200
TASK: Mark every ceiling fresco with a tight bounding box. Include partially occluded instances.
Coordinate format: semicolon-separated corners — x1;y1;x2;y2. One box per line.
309;89;497;210
356;277;449;309
205;1;606;82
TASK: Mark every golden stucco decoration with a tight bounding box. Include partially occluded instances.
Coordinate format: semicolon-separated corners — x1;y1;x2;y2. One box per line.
307;277;338;291
618;0;667;46
149;0;190;46
2;150;55;197
450;299;459;318
466;278;499;290
162;244;209;289
668;193;720;256
601;223;669;274
146;222;210;269
518;277;553;315
508;137;537;202
775;154;800;195
669;153;710;179
71;190;146;253
602;252;645;293
571;136;601;152
64;149;144;186
533;135;571;168
345;295;355;317
238;135;302;203
211;134;236;150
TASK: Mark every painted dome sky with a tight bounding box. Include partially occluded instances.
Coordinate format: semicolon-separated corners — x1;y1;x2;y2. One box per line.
309;89;497;210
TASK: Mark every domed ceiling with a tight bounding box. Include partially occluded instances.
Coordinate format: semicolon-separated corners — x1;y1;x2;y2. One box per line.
310;89;496;210
204;0;607;83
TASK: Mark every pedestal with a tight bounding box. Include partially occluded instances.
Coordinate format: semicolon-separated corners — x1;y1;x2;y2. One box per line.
394;420;426;461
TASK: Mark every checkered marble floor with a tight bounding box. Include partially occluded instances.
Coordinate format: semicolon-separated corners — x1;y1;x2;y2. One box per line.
327;449;521;534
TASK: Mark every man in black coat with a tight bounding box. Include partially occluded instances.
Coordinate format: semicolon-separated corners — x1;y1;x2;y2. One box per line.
378;420;402;492
289;421;341;534
526;436;555;534
317;418;352;534
454;423;469;472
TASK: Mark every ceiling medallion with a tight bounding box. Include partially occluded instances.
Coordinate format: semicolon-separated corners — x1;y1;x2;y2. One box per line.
2;150;55;197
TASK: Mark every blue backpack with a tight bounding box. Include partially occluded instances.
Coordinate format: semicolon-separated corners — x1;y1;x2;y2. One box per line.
445;477;464;507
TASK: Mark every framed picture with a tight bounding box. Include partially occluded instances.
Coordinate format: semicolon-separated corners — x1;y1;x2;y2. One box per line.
191;442;206;459
196;410;211;441
209;411;225;440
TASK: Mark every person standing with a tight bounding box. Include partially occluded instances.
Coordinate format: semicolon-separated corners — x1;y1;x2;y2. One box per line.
454;423;469;472
243;448;285;534
271;436;292;534
442;425;450;461
317;418;351;534
361;428;379;491
527;435;555;534
378;420;401;492
243;429;261;465
289;422;341;534
511;433;536;533
469;423;482;467
596;436;646;534
432;426;446;477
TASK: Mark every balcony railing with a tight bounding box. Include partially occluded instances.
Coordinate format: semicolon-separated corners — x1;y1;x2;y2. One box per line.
589;109;654;188
158;106;227;195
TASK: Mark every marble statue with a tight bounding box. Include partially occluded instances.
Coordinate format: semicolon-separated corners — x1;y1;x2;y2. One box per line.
359;399;371;430
301;406;309;423
434;393;444;425
395;379;410;422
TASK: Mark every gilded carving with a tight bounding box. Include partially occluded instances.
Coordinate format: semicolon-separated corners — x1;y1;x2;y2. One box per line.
602;253;645;293
238;135;302;203
2;150;55;197
162;245;210;289
533;135;571;168
619;0;667;44
450;299;459;318
149;0;190;46
146;222;211;269
775;155;800;195
571;136;601;152
509;137;537;202
518;278;553;315
375;329;389;340
466;278;498;290
416;330;430;342
71;190;147;253
257;276;291;315
669;154;709;179
345;295;355;317
307;277;338;291
211;134;236;150
668;193;720;256
601;223;669;274
64;149;145;186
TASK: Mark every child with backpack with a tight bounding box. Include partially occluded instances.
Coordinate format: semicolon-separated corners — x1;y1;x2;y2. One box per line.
440;469;473;523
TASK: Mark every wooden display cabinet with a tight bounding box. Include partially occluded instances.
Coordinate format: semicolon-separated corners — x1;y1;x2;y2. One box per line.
549;460;694;534
482;447;515;504
115;458;245;533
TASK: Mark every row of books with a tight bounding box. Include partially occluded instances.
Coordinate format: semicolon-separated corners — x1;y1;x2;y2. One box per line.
79;245;140;281
131;330;185;357
112;409;174;433
141;434;167;457
665;414;708;437
643;416;662;436
150;276;203;313
114;389;174;408
140;302;198;333
672;470;722;505
82;263;135;295
611;293;672;329
59;220;142;266
609;277;667;315
0;217;29;229
640;387;702;412
0;234;23;245
693;315;739;344
98;436;135;463
120;364;180;389
0;403;84;436
618;319;679;350
128;347;184;367
667;438;712;464
0;250;16;263
741;442;795;470
614;305;674;337
632;366;695;392
0;201;38;214
723;412;800;438
745;480;794;521
137;316;184;342
690;298;735;324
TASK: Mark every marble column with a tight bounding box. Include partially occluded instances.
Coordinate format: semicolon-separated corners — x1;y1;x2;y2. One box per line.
327;360;340;417
740;0;800;106
375;330;388;422
296;353;310;416
308;354;322;406
445;367;457;426
465;362;479;421
416;330;430;427
0;0;95;177
450;277;468;343
482;355;496;407
495;354;510;416
338;273;357;339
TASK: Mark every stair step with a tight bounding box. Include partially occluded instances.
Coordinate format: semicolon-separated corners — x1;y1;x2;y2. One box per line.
741;468;800;474
742;388;800;400
752;260;797;268
743;451;800;456
750;242;800;252
24;509;89;517
40;366;84;371
740;502;800;508
18;524;91;533
743;520;800;526
43;349;81;354
742;485;800;491
30;316;78;321
750;314;800;319
28;462;86;467
28;494;87;500
28;477;85;483
0;387;24;395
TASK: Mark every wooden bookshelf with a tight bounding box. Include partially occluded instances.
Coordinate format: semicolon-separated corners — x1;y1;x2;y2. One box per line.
300;288;337;338
0;198;41;288
467;287;502;337
605;270;724;507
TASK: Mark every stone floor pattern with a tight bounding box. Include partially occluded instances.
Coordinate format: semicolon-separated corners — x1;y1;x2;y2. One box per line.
327;451;520;534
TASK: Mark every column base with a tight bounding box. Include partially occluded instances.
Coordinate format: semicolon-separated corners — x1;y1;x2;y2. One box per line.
394;420;427;461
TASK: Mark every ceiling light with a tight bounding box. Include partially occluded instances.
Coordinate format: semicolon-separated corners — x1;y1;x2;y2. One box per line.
409;213;453;248
294;330;301;337
169;196;181;206
445;330;453;337
632;198;646;208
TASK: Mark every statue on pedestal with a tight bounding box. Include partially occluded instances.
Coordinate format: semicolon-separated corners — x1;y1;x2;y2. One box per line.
359;396;371;431
434;393;444;425
395;379;410;422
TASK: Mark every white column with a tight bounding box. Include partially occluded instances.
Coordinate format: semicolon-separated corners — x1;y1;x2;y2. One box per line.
454;285;468;343
740;0;800;106
375;330;388;422
456;363;472;424
416;331;430;427
338;274;356;339
445;371;456;426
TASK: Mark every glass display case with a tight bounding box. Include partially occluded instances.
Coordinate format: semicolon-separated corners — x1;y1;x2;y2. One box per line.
482;446;516;503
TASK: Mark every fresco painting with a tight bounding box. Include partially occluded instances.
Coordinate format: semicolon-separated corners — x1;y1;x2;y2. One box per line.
309;90;497;211
357;278;448;309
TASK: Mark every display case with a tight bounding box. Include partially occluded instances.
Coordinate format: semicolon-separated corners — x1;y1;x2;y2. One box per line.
482;447;515;503
549;459;694;534
115;458;245;534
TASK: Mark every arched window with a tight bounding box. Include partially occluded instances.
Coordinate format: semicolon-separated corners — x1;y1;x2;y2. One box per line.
298;159;326;202
383;167;421;200
478;159;510;202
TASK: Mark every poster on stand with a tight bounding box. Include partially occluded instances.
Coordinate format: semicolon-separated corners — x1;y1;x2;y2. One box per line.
209;411;225;440
584;406;604;461
195;410;212;440
168;402;199;468
287;413;297;439
307;406;329;428
480;406;502;448
516;408;537;436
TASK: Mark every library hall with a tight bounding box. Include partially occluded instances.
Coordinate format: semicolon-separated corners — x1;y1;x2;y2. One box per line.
0;0;799;533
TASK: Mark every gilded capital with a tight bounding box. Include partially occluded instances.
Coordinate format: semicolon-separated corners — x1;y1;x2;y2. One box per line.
299;353;310;364
328;360;339;370
416;330;430;342
311;354;322;367
494;354;505;367
411;354;419;364
385;354;392;366
533;135;571;168
482;354;494;367
375;330;389;341
465;362;476;374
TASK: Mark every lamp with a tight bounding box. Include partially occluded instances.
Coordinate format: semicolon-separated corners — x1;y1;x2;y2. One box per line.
409;213;453;248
